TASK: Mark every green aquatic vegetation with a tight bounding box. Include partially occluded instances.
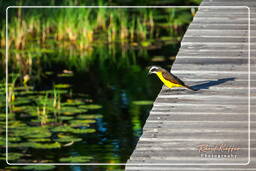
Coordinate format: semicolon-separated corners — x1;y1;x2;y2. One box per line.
13;127;51;138
3;7;193;73
8;136;22;142
7;73;19;103
59;116;74;121
0;113;15;120
132;100;153;105
35;94;50;125
70;128;96;134
61;108;87;115
69;119;96;127
22;165;56;170
55;134;82;143
53;84;71;89
76;114;103;119
59;156;93;162
64;99;85;105
5;153;23;161
11;142;61;149
141;41;152;47
57;72;74;77
79;104;102;110
0;137;5;146
7;120;27;128
28;138;51;142
51;126;74;133
51;126;95;134
44;89;68;94
0;153;22;162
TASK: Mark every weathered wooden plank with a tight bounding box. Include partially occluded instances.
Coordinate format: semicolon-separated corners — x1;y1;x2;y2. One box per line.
158;90;251;96
177;50;249;57
198;8;251;13
180;44;249;51
192;17;255;24
195;12;250;18
184;30;252;37
188;24;250;30
151;106;249;114
201;1;256;6
202;0;256;4
172;64;250;72
172;57;251;65
182;36;251;43
147;114;249;122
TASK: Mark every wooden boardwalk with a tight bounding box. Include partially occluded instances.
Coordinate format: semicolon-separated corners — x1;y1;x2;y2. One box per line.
125;0;255;170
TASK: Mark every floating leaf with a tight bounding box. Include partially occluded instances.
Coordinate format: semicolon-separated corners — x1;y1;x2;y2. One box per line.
19;142;61;149
55;135;82;143
70;128;95;134
54;84;71;89
69;120;96;127
13;127;51;138
132;100;153;105
61;107;87;115
23;165;56;170
59;116;74;120
59;156;93;162
79;104;102;110
141;41;151;47
28;138;51;142
76;114;103;119
57;73;74;77
51;126;95;134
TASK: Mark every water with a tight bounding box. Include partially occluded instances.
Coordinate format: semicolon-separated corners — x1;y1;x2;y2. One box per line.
0;7;194;171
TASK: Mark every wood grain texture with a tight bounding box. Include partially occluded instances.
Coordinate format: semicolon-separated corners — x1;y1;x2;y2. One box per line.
125;0;255;170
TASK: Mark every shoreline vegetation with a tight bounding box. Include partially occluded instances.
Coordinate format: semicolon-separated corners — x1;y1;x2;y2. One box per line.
1;7;196;74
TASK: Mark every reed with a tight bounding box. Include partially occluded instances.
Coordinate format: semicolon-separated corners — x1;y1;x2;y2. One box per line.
2;7;194;77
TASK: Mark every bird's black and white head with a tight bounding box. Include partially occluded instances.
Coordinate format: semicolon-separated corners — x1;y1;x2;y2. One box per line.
148;66;162;75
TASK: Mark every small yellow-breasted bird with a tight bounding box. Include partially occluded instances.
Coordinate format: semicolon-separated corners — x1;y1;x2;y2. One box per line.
149;66;196;91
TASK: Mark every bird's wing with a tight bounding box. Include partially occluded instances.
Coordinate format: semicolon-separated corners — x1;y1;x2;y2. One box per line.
161;71;186;86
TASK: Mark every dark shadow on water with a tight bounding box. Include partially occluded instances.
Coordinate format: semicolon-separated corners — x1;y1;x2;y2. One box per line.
191;77;235;91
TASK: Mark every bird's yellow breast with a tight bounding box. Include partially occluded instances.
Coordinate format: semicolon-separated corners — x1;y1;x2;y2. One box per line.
156;72;182;88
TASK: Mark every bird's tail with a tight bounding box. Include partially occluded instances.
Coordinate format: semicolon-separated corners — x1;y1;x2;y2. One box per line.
184;85;197;91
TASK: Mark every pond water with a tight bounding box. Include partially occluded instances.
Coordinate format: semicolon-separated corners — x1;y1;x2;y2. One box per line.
0;7;194;171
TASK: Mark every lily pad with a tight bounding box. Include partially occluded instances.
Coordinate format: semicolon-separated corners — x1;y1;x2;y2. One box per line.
132;100;153;105
55;134;82;143
61;107;87;115
76;114;103;119
57;73;74;77
79;104;102;110
59;156;93;162
69;120;96;127
141;41;151;47
70;128;96;134
28;138;51;142
54;84;71;89
23;142;61;149
7;153;23;161
13;127;51;138
59;116;74;120
23;165;56;170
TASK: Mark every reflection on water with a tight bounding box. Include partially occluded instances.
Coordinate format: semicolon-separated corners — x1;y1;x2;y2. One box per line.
0;7;195;171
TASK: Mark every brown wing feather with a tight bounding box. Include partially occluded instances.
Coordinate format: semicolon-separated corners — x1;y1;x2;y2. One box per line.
161;71;186;86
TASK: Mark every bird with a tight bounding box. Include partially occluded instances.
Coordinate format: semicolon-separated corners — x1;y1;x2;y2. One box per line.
148;66;197;91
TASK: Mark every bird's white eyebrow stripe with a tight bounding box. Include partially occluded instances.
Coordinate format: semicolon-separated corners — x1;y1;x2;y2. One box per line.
150;66;159;71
